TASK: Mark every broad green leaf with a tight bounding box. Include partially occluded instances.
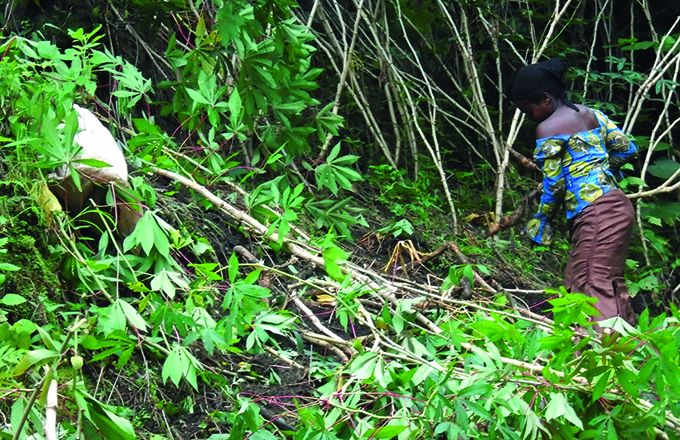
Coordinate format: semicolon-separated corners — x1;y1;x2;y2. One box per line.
15;348;60;375
592;370;612;402
618;176;646;190
662;35;678;52
367;423;408;439
545;392;583;430
648;158;680;179
192;307;217;329
186;87;211;108
373;356;392;388
410;364;433;386
348;352;378;380
151;218;170;257
123;211;154;255
322;245;348;281
116;299;147;332
36;326;59;351
597;317;639;336
97;404;137;440
458;381;492;397
162;346;183;386
98;302;127;336
112;90;140;98
0;293;27;306
392;314;405;335
11;398;28;439
135;211;158;255
402;336;431;359
73;157;111;169
462;264;475;285
79;391;137;440
69;166;83;192
229;88;242;127
250;430;278;440
12;319;38;335
0;262;20;271
641;201;680;222
233;282;270;299
327;143;341;162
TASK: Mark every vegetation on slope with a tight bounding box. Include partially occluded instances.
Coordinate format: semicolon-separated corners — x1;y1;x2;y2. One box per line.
0;0;679;438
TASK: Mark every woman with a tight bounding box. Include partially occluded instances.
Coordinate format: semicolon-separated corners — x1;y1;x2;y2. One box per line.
511;58;638;324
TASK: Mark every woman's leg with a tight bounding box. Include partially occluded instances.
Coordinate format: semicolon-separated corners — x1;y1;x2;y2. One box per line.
564;190;635;324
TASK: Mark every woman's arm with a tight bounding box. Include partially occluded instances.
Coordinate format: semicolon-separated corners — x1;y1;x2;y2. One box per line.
599;111;638;169
526;138;566;245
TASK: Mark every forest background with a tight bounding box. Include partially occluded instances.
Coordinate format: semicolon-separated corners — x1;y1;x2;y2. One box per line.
0;0;679;438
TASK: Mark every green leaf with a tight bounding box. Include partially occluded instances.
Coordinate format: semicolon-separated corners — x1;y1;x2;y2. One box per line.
229;88;242;127
598;317;640;336
620;39;655;51
242;268;262;285
233;282;270;299
0;262;21;272
315;144;363;195
462;264;475;285
70;166;83;192
15;348;60;375
254;312;295;336
112;90;141;98
10;398;28;439
392;314;405;335
322;245;348;281
98;303;127;336
96;404;137;440
162;345;199;390
640;201;680;222
116;299;147;333
150;270;185;299
151;218;170;257
458;381;492;397
327;143;341;162
0;293;27;306
377;219;414;238
162;346;184;386
373;356;392;388
545;392;583;430
647;158;680;179
592;370;612;402
250;430;278;440
73;158;113;169
78;391;137;440
367;423;408;439
618;176;646;190
661;35;678;52
186;87;211;108
347;352;378;380
123;211;155;255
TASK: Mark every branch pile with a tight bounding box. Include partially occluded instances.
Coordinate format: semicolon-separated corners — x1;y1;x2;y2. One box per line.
155;167;680;436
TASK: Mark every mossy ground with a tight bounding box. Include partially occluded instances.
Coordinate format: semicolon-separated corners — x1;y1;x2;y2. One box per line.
0;181;64;318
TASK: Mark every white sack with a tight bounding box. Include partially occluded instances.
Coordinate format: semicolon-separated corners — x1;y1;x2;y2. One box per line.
72;104;128;183
55;104;129;184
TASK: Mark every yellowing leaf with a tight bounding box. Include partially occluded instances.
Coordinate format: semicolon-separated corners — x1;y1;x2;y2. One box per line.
37;183;62;224
315;294;336;304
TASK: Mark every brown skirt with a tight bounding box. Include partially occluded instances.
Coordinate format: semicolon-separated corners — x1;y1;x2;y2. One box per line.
564;189;636;324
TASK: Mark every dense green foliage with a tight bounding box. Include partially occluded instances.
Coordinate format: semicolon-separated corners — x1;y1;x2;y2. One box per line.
0;0;679;438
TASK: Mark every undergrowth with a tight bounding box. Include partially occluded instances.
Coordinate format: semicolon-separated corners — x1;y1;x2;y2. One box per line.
0;2;678;439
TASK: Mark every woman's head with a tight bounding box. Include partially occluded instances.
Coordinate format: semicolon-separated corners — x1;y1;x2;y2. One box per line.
510;58;577;120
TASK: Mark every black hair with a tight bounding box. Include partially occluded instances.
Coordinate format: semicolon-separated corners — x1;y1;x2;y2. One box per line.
510;58;579;111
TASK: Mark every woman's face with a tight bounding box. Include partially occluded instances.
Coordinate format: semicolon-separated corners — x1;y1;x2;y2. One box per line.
517;94;553;123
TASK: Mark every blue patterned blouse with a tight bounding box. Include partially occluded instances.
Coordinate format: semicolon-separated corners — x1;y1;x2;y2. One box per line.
526;109;637;244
